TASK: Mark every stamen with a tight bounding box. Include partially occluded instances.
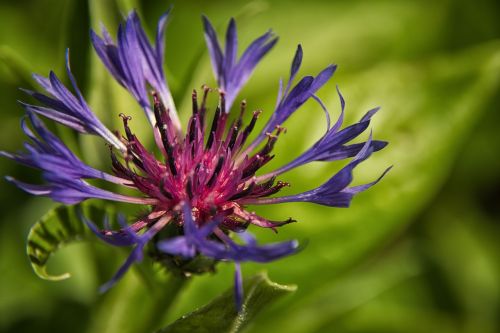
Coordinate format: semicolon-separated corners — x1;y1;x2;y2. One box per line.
192;89;198;115
259;180;290;197
126;147;145;171
157;123;177;176
186;177;193;200
119;113;133;141
239;110;261;148
275;125;287;135
237;100;247;128
207;156;225;188
110;150;133;179
228;125;239;150
206;106;221;150
253;176;276;193
152;92;165;127
188;115;197;143
258;132;278;156
219;90;226;114
242;155;264;179
229;182;255;200
199;85;211;126
159;177;173;200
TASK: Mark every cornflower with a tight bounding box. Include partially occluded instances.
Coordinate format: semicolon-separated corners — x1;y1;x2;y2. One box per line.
1;8;389;309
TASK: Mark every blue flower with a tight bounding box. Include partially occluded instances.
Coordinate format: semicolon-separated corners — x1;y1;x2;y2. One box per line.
2;8;390;310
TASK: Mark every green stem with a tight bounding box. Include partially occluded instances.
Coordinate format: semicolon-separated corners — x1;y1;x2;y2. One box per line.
143;274;190;333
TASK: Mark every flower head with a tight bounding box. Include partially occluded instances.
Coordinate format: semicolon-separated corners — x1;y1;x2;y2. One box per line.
2;9;389;309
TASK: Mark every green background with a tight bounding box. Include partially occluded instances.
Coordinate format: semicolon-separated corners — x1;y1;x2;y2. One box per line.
1;0;499;332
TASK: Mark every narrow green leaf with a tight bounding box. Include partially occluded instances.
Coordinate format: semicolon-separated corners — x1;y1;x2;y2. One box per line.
158;272;296;333
26;203;111;281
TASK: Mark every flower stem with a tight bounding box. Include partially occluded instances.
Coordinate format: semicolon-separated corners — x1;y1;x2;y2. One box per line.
142;273;190;333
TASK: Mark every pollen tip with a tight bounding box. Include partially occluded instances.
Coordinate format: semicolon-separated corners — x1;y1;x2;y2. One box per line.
119;113;132;122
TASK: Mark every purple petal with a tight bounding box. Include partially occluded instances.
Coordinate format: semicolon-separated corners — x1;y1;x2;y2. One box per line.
317;140;388;162
345;165;393;194
91;214;171;292
65;50;89;108
158;203;298;264
99;245;144;293
20;103;87;133
90;30;126;85
202;15;277;111
155;8;171;62
224;18;238;74
283;44;303;96
331;85;345;134
157;236;196;257
312;94;331;131
43;173;151;205
309;65;336;93
23;66;125;151
226;35;278;109
236;231;257;246
48;71;84;115
5;176;52;195
311;133;375;193
129;12;165;98
360;107;380;122
234;262;243;311
3;112;123;183
202;15;224;83
78;210;137;247
247;132;390;207
91;10;180;126
117;21;148;109
259;94;386;178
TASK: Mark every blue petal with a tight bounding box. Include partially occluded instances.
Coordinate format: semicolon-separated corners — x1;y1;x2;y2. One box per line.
91;9;178;126
5;176;52;195
99;245;144;293
25;61;125;151
202;15;224;82
258;134;391;207
1;112;121;183
345;165;393;194
260;93;387;177
160;203;299;263
286;44;303;95
19;102;87;133
78;209;137;247
157;236;196;257
224;18;238;76
202;15;277;111
246;60;336;153
234;262;243;311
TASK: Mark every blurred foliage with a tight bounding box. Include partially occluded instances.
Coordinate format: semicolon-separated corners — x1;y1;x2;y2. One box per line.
0;0;499;332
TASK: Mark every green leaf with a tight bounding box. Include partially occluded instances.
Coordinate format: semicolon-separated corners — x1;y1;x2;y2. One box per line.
26;203;111;281
158;272;296;333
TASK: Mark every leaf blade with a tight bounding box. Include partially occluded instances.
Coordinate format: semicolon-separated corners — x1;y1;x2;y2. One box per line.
158;272;296;333
26;203;111;281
